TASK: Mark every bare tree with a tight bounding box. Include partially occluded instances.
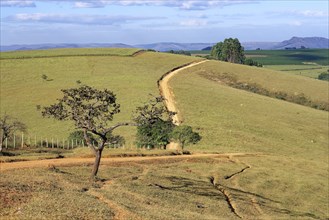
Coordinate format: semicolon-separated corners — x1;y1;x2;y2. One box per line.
42;85;134;179
0;115;27;152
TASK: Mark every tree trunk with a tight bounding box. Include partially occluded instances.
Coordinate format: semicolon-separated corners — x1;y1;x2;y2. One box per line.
0;135;3;152
91;149;103;178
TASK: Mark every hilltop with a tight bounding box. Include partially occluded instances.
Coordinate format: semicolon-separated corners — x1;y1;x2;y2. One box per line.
273;36;329;49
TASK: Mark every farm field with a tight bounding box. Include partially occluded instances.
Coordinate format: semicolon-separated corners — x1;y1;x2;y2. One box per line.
1;48;328;219
244;49;329;66
264;64;328;79
245;49;329;79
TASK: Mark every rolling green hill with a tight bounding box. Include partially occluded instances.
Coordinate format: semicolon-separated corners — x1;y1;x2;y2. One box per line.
170;60;328;218
0;49;201;146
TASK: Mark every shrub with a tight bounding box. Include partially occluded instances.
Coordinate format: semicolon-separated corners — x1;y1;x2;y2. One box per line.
41;74;48;81
318;72;329;81
136;119;174;149
170;125;201;150
244;58;262;67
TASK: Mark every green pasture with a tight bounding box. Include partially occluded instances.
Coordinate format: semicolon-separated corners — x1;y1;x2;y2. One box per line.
189;50;211;56
245;49;329;66
264;64;328;79
171;61;328;154
197;60;328;104
0;49;201;147
0;48;141;59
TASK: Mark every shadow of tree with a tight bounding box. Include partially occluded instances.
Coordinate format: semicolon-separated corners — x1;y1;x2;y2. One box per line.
150;175;322;219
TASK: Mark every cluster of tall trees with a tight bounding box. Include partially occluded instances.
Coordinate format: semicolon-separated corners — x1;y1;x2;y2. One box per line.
210;38;262;67
211;38;245;64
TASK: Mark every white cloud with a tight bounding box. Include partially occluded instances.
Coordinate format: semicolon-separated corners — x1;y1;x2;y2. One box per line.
112;0;258;10
2;0;258;10
0;0;35;7
5;13;165;25
297;10;328;17
270;9;328;18
289;21;302;26
180;19;207;27
74;2;106;8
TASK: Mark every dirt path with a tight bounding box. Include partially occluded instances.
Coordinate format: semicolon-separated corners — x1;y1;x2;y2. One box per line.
159;60;208;125
0;153;256;172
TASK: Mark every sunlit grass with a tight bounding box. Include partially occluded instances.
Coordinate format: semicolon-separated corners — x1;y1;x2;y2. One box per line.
0;48;141;59
265;64;328;79
0;49;201;147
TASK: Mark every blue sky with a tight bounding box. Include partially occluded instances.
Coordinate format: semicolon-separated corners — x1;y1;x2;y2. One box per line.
0;0;328;45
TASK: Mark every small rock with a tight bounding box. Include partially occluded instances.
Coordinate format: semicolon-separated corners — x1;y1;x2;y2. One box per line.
196;203;205;209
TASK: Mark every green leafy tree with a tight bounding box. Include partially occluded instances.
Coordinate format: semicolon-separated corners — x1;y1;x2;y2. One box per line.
136;120;174;149
211;38;245;64
133;96;175;149
42;85;134;178
170;125;201;150
0;114;27;152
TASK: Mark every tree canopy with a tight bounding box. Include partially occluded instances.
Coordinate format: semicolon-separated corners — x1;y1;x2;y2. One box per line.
133;96;201;150
211;38;245;64
42;85;133;178
133;96;175;149
0;114;27;152
170;125;201;150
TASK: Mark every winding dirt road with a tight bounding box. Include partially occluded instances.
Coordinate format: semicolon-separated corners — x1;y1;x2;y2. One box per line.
0;153;255;172
159;60;208;125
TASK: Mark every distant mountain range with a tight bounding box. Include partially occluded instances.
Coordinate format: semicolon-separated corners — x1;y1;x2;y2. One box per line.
273;37;329;50
0;43;134;52
1;37;328;52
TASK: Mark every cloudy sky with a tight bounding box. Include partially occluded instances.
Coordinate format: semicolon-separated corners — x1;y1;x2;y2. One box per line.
1;0;328;45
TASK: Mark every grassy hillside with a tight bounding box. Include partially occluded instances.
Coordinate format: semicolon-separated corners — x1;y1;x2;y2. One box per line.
196;61;328;106
172;62;328;154
0;49;201;146
0;48;142;59
169;60;328;218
